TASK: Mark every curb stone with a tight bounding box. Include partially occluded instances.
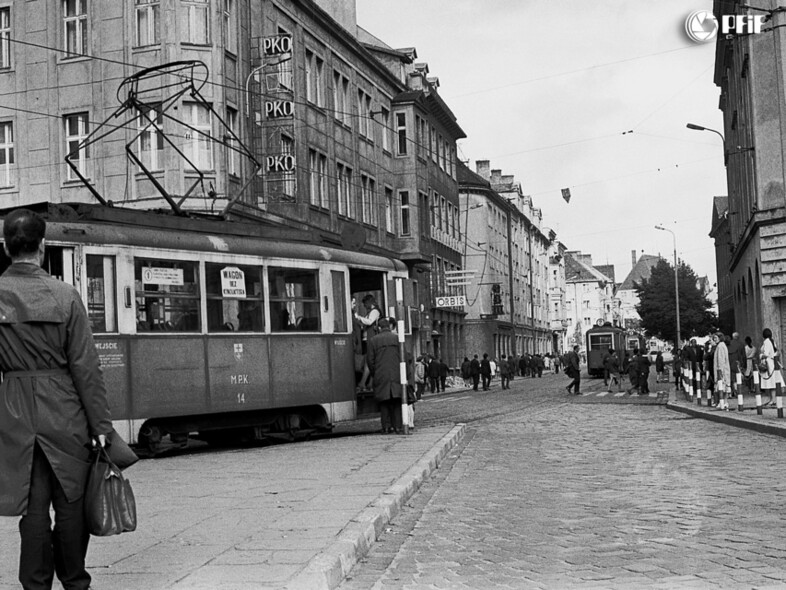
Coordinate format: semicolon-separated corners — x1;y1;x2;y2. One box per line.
667;401;786;438
284;423;467;590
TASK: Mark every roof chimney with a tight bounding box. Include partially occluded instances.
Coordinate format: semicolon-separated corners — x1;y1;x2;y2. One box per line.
631;250;637;267
475;160;490;180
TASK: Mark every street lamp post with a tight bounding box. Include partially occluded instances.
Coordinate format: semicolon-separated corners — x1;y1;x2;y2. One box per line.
686;122;725;145
655;225;681;350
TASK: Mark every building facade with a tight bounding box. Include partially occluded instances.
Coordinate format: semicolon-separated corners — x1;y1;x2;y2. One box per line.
0;0;468;364
548;240;569;353
712;0;785;344
457;160;553;359
563;251;615;351
709;195;734;334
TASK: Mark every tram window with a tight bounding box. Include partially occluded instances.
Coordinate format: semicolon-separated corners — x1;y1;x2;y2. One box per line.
268;267;320;332
588;334;612;350
42;246;75;285
331;270;347;332
205;263;265;332
86;255;117;333
134;258;200;332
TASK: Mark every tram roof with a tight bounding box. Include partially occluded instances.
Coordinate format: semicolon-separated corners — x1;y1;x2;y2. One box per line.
0;203;407;271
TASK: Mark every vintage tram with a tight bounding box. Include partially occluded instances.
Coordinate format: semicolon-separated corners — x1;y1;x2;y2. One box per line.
0;203;412;453
584;323;627;377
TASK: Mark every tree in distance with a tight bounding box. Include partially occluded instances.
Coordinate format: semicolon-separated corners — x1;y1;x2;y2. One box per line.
634;259;717;345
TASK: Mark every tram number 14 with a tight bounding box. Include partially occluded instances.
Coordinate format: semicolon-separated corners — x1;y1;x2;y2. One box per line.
237;393;246;404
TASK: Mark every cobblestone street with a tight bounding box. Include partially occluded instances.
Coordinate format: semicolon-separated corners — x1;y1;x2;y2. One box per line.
340;376;786;589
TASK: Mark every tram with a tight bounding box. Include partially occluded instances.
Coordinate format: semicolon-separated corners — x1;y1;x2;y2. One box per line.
0;203;412;453
584;323;627;377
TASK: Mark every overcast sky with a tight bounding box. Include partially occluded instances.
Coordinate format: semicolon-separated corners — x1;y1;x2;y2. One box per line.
356;0;726;287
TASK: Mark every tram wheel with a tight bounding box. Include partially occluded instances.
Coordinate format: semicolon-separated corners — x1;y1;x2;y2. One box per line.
138;424;162;455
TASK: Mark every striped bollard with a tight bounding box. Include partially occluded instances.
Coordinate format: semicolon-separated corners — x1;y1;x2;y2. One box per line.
736;372;744;411
754;370;762;415
695;368;702;406
717;379;725;410
705;374;713;406
776;371;784;419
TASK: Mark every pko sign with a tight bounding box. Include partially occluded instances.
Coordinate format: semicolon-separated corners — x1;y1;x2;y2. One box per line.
685;10;766;43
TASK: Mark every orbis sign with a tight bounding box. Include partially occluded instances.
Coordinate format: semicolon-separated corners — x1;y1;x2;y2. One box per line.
435;295;465;308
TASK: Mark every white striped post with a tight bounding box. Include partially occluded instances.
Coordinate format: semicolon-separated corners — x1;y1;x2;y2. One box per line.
717;378;725;410
776;370;784;419
705;374;713;407
736;372;744;411
395;278;409;436
695;368;701;406
754;370;762;415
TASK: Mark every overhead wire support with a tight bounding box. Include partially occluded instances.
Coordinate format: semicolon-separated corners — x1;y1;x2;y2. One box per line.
65;60;262;217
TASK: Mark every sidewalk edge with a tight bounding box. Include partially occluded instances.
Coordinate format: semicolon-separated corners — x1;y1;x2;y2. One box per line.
283;423;467;590
666;402;786;438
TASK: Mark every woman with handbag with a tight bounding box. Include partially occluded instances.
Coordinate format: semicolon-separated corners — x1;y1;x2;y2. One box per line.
743;336;757;393
759;328;778;406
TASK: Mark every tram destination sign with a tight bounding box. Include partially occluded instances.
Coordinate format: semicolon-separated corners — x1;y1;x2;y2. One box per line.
221;266;247;298
435;295;465;308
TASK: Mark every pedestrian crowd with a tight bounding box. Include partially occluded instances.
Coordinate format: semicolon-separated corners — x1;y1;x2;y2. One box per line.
671;330;783;410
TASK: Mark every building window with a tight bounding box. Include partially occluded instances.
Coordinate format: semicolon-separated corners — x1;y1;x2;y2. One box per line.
430;126;437;163
137;104;164;171
63;0;88;56
385;186;394;234
182;102;213;171
280;133;294;198
305;50;324;107
336;162;352;218
399;190;410;236
222;0;235;53
226;107;238;176
135;0;159;47
417;116;427;160
380;107;390;152
360;173;376;226
395;112;407;156
0;7;10;69
308;149;327;208
182;0;209;45
64;112;89;181
332;71;349;125
0;121;13;187
357;89;372;138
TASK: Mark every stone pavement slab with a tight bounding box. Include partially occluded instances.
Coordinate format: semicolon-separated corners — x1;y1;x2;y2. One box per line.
0;424;465;590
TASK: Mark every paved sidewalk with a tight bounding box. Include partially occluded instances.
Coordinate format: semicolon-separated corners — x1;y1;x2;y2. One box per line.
0;423;465;590
667;388;786;438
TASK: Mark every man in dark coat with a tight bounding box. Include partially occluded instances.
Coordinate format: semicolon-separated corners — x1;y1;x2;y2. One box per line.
518;354;529;377
565;345;581;394
480;353;492;391
627;348;641;394
427;355;441;393
438;357;449;391
470;354;481;391
638;350;651;394
499;354;511;389
0;209;113;590
366;318;404;433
